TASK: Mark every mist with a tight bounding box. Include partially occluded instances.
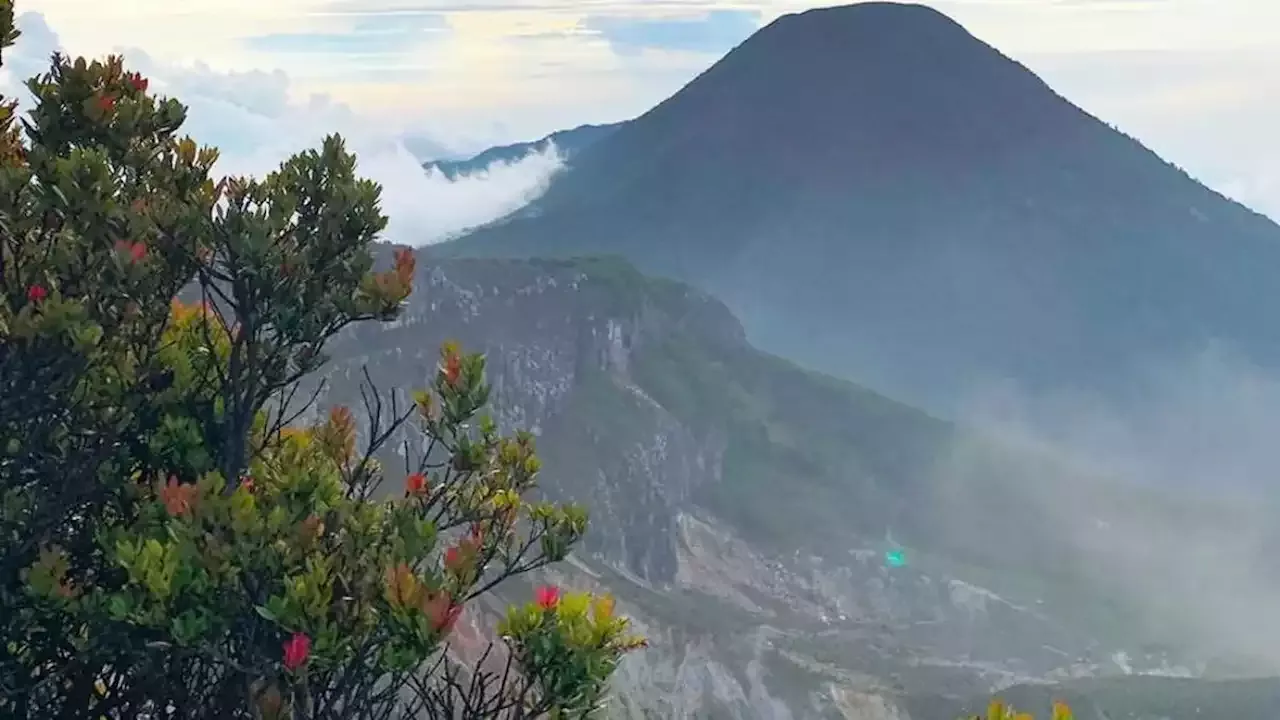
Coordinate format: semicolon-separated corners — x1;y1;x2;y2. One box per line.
934;344;1280;675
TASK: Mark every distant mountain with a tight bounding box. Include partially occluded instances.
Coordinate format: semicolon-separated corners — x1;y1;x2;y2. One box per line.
439;1;1280;413
422;122;625;180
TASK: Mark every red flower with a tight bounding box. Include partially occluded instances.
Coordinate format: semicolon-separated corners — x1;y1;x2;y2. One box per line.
26;284;47;303
282;632;310;672
115;240;146;263
444;545;464;573
534;585;560;610
405;472;426;496
130;73;148;93
238;475;254;493
97;95;115;113
443;352;462;387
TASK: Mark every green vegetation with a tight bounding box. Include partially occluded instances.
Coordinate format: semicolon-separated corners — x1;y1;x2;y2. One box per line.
628;329;949;554
963;699;1073;720
0;3;642;717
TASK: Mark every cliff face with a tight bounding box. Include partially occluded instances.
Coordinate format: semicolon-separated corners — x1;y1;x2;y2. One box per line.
316;256;742;584
309;253;1196;718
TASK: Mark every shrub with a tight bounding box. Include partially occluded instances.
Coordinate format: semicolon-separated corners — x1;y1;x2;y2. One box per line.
0;3;643;717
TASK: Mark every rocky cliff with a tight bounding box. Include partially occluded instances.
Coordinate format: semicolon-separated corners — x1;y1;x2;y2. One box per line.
307;253;1209;718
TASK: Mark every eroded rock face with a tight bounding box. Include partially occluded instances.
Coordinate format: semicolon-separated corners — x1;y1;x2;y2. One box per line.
313;257;739;585
307;254;1189;718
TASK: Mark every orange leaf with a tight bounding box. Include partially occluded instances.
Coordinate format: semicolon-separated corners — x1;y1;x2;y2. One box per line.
159;477;197;517
384;563;421;609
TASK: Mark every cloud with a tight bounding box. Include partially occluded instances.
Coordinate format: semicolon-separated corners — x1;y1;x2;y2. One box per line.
583;10;762;56
0;11;564;246
244;12;450;57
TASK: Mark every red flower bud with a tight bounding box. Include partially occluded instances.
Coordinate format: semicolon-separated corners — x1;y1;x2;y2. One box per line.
405;472;426;496
444;545;464;573
130;74;148;93
282;632;310;672
26;284;47;303
115;240;146;263
97;95;115;113
534;585;560;610
443;352;462;387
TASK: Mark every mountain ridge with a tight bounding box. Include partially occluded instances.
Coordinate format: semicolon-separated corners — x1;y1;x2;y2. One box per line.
421;122;624;180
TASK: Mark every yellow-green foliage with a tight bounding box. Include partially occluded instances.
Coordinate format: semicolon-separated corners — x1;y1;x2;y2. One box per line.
965;699;1073;720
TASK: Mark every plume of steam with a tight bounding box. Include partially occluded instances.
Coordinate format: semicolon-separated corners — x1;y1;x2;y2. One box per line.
932;345;1280;675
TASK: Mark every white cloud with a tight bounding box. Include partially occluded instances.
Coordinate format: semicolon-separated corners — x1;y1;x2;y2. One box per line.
0;11;565;246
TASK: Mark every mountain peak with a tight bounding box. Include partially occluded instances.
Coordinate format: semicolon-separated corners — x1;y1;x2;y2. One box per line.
713;0;1052;115
777;2;962;29
744;1;1000;66
752;2;996;68
499;0;1075;222
447;1;1280;412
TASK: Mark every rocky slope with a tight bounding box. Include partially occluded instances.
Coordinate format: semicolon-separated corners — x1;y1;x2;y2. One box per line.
438;2;1280;415
303;252;1233;717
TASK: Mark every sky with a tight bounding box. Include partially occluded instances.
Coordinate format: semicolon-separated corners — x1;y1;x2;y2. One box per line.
1;0;1276;244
